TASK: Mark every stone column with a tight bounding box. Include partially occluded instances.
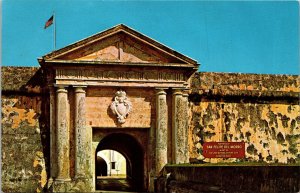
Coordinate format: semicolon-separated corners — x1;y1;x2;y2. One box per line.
182;91;189;163
56;86;71;181
155;88;168;174
172;89;189;164
49;86;57;179
74;86;91;179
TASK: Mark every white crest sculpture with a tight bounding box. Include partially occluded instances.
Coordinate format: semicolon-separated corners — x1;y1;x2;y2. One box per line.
110;90;132;124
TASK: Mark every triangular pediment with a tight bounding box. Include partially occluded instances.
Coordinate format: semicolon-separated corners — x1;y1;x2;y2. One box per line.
40;24;198;66
58;33;179;63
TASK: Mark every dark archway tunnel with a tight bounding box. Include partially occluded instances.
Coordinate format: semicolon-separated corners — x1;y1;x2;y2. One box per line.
96;156;108;177
95;133;144;192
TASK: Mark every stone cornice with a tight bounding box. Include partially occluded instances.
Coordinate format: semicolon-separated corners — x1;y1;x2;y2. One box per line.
43;59;197;69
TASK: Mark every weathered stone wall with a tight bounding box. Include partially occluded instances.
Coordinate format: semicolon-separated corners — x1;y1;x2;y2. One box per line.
1;67;49;192
2;67;299;192
189;72;300;163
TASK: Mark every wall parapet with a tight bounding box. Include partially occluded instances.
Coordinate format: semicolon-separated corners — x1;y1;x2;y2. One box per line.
2;67;299;98
2;66;43;94
191;72;300;91
189;72;300;103
190;89;299;104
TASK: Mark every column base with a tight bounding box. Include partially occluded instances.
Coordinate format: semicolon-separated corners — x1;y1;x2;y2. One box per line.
55;177;72;182
51;178;93;192
74;176;86;180
51;179;72;192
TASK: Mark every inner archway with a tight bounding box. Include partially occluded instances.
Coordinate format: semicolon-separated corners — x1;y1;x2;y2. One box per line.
95;133;144;192
96;150;126;177
96;155;108;177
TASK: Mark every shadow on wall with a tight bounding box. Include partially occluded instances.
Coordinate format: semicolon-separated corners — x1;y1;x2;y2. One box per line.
37;69;52;192
24;68;51;191
21;68;51;192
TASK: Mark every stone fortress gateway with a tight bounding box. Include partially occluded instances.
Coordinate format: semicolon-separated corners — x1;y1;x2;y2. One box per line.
1;24;300;192
38;24;198;192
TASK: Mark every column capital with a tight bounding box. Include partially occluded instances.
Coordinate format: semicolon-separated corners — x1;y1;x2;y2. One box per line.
172;88;183;95
74;86;87;93
182;93;189;97
56;87;68;93
182;89;189;97
155;88;167;95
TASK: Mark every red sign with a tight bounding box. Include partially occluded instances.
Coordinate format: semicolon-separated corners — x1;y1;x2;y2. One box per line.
203;142;245;158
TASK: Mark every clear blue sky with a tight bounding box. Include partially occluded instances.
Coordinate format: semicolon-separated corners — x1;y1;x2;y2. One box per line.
2;1;299;75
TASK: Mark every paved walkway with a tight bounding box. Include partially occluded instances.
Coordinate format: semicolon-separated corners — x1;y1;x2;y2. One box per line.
96;178;133;192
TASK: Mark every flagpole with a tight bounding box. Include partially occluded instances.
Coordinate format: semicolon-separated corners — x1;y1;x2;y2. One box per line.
53;11;56;50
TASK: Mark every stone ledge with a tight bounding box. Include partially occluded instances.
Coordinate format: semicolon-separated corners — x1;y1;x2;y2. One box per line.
157;165;300;193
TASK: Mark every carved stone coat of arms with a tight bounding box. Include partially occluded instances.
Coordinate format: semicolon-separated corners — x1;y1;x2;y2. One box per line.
110;90;132;124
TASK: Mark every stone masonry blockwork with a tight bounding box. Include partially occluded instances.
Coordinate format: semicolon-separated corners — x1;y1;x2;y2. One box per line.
1;66;300;192
189;101;300;163
189;72;300;164
2;95;47;192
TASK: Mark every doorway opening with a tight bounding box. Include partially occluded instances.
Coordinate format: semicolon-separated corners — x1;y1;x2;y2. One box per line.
96;150;126;178
95;133;144;192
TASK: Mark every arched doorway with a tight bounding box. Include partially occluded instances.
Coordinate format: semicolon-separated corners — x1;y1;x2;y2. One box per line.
96;156;108;177
95;133;144;192
97;150;126;177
